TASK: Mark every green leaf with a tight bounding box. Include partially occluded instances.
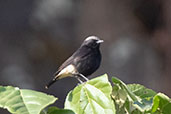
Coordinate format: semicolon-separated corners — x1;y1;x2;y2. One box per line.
127;84;157;112
112;77;136;113
64;74;115;114
112;77;157;113
112;77;138;101
133;98;153;112
112;86;127;107
127;84;156;99
47;107;75;114
152;93;171;114
0;86;57;114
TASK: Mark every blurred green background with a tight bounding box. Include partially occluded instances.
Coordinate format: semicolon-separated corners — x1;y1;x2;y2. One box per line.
0;0;171;113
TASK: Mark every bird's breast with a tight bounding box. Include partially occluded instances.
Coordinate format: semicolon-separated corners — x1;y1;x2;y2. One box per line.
76;50;101;76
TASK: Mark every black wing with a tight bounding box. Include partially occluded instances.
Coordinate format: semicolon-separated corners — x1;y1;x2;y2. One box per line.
54;46;91;75
46;52;76;89
45;46;97;89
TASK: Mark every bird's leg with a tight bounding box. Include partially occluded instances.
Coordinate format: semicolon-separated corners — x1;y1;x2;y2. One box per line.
74;75;84;84
78;73;89;81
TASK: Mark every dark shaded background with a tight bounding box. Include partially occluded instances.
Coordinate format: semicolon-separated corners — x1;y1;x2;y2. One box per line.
0;0;171;113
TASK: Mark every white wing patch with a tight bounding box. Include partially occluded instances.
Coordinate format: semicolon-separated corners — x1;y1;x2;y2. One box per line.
57;64;77;79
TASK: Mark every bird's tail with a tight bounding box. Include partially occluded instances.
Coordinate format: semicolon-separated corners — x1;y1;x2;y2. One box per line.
45;71;60;89
45;78;57;89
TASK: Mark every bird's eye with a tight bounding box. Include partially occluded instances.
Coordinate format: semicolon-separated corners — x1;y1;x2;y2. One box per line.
92;41;98;47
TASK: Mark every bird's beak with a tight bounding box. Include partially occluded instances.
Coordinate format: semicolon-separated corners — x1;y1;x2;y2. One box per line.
96;40;104;44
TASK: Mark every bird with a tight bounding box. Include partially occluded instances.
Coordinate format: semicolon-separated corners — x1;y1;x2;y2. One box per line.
45;36;103;89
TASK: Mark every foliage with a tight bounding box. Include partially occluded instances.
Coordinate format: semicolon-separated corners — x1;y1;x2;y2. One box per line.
0;74;170;114
64;74;115;114
0;86;57;114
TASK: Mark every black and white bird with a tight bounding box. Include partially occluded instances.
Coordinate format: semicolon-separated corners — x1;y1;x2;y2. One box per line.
45;36;103;89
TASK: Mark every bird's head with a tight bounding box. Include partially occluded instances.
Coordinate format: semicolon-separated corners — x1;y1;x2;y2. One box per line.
82;36;104;48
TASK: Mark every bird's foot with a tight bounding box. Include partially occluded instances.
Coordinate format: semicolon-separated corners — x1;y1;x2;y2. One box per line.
77;73;89;81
